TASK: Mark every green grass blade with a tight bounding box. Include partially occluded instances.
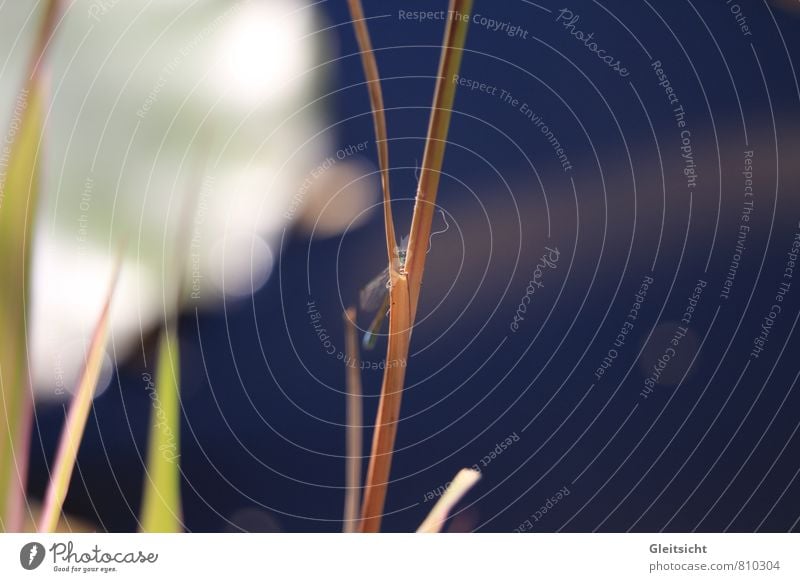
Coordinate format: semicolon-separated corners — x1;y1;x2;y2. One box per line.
406;0;473;320
38;264;121;533
0;0;61;533
0;82;44;532
139;327;182;532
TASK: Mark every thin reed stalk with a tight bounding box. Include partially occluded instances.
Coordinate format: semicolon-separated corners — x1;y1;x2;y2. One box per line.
348;0;473;532
342;308;363;532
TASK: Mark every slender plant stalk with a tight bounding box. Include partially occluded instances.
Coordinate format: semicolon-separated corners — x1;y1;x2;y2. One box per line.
351;0;473;533
342;308;363;533
0;86;42;533
137;143;209;533
359;276;410;533
0;0;61;532
404;0;473;320
417;468;481;533
38;262;122;533
346;0;398;267
139;327;182;532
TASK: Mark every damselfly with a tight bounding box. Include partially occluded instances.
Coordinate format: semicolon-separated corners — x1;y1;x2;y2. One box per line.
359;236;408;349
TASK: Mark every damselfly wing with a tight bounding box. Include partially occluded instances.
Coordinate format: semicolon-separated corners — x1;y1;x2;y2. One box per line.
359;236;408;349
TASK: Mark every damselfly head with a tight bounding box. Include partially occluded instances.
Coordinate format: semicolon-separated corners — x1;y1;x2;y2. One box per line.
358;234;409;349
395;235;409;272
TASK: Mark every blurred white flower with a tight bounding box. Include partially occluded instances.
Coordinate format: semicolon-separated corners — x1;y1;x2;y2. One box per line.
0;0;377;397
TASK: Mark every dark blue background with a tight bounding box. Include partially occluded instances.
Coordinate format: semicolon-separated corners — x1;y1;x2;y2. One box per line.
30;0;800;532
